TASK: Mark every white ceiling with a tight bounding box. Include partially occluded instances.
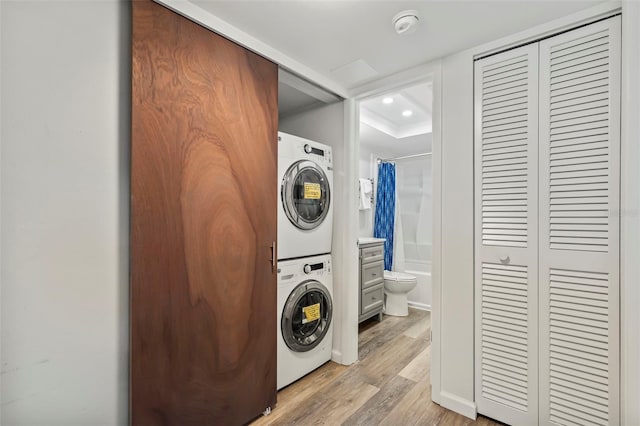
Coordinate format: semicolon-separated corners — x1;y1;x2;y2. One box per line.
360;80;433;157
361;123;432;158
278;82;322;118
193;0;602;92
361;81;432;139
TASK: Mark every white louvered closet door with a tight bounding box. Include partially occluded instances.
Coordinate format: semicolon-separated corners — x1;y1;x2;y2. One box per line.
474;43;539;426
538;17;620;426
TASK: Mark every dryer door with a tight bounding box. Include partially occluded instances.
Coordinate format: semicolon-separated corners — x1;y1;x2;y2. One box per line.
282;280;333;352
281;160;330;230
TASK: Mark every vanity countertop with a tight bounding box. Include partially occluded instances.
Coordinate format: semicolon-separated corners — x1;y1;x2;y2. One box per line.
358;237;386;246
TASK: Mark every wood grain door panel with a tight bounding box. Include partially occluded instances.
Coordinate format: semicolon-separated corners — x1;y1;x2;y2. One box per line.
131;1;278;424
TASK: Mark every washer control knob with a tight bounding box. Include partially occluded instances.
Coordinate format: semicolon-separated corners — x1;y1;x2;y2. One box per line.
303;264;312;274
304;144;312;154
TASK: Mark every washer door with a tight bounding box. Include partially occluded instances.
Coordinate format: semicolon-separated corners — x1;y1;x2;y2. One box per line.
281;280;333;352
281;160;330;230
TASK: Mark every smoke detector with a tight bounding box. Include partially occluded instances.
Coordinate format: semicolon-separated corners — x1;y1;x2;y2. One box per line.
393;10;420;35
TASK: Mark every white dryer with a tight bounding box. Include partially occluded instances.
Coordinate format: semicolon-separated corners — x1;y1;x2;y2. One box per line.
277;254;333;390
278;132;333;260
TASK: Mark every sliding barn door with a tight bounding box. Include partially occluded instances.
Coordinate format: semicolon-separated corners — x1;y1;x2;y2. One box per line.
474;44;539;426
131;1;278;424
538;16;620;426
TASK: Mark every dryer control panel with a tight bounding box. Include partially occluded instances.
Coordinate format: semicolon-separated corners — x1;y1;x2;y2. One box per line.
300;142;331;166
278;131;333;169
301;257;330;275
303;260;329;274
277;255;332;284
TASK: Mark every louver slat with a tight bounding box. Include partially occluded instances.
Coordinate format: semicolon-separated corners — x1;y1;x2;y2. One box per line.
480;263;530;412
546;29;613;253
548;269;610;426
480;53;531;248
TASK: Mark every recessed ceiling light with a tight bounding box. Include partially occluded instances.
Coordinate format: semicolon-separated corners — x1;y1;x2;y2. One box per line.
402;110;413;117
382;97;394;104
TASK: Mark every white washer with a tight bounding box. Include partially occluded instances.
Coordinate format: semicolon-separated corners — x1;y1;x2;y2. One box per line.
278;132;333;260
277;254;333;390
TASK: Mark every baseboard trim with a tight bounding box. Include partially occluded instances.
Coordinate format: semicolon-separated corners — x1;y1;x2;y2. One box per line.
438;391;477;420
431;385;441;404
408;301;431;311
332;349;354;366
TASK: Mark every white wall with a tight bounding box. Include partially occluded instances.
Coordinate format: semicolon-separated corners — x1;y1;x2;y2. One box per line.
357;144;381;238
438;51;476;417
396;155;432;310
1;1;130;424
0;0;3;418
396;156;432;264
280;101;360;366
620;2;640;424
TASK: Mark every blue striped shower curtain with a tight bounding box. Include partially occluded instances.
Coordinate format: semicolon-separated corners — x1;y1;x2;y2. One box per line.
374;162;396;270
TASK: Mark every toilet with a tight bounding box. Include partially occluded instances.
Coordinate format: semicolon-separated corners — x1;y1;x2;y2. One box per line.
383;271;418;317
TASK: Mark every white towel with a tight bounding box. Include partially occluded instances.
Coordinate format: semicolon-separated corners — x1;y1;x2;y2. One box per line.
359;178;373;210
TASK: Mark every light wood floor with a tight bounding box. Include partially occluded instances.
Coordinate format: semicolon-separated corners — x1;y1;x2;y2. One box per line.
251;309;502;426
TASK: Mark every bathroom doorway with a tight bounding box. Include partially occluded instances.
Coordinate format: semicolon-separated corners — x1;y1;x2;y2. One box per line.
356;78;434;357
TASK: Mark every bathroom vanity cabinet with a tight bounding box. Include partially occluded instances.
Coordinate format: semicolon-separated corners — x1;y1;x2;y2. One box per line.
358;239;385;323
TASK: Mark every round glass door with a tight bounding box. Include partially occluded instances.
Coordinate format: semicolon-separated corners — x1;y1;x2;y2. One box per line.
281;280;332;352
281;160;330;230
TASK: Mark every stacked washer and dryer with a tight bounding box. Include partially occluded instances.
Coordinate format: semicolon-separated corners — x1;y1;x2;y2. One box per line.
276;132;334;390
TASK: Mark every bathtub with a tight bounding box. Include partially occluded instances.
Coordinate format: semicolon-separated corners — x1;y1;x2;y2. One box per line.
403;261;432;311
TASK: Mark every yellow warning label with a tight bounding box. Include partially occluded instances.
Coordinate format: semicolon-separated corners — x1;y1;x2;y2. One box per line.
302;303;321;324
303;182;321;200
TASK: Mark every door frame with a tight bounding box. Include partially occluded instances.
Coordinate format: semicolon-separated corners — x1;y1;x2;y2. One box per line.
350;63;443;398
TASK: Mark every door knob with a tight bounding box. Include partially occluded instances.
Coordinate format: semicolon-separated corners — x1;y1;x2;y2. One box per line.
500;256;510;264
